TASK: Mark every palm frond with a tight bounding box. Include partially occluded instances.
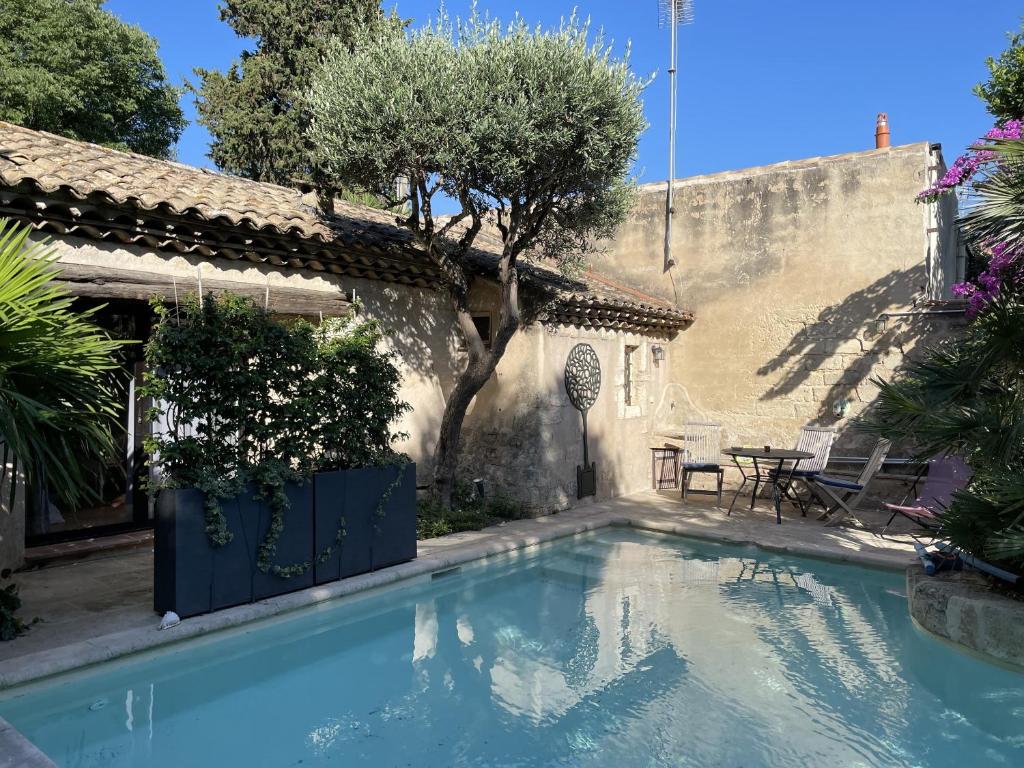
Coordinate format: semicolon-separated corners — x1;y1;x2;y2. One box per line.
960;138;1024;250
0;219;127;507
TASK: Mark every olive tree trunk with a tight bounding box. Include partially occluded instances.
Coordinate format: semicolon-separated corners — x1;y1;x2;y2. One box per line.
431;263;520;508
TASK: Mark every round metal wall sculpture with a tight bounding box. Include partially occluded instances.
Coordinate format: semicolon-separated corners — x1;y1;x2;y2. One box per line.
564;343;601;412
564;343;600;499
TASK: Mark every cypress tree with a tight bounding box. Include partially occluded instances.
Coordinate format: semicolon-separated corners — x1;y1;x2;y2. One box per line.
192;0;392;202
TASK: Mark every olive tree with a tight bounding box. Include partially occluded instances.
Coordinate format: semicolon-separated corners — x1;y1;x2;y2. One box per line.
309;12;647;506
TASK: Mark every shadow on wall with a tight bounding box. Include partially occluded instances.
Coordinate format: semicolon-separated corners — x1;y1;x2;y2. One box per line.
756;265;938;421
459;361;571;512
340;279;465;482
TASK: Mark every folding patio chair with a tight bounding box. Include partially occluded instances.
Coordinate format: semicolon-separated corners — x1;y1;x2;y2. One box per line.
680;422;724;505
770;425;836;515
811;438;891;527
882;453;972;533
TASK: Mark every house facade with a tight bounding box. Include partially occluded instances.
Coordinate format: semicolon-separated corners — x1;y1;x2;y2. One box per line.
0;122;691;572
0;123;961;574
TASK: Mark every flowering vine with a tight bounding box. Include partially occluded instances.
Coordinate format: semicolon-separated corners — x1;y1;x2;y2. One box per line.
951;241;1023;317
916;120;1023;203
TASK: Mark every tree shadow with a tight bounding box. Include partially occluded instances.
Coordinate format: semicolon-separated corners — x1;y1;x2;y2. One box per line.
755;265;939;428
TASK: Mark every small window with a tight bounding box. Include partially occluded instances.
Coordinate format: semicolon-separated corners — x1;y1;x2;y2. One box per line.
472;313;492;349
624;345;638;406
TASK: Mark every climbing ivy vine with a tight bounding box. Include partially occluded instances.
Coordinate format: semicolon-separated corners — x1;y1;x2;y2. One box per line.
142;293;409;577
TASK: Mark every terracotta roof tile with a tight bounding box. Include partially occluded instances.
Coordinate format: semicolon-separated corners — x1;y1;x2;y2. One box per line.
0;121;692;330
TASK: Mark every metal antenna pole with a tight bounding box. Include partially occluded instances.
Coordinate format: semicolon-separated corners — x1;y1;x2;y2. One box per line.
658;1;694;271
667;6;677;268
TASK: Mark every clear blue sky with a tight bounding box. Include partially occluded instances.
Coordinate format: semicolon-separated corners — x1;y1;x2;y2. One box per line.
110;0;1021;184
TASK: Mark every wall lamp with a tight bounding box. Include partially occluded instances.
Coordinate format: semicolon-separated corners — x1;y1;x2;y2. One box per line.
832;398;851;419
651;345;666;366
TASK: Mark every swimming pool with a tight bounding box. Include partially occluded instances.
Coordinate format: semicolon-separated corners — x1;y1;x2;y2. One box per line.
1;528;1022;767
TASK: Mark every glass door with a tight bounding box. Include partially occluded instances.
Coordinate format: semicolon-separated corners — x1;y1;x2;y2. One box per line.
25;298;153;545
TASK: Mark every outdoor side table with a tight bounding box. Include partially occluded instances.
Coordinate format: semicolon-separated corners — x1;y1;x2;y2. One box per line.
722;448;814;524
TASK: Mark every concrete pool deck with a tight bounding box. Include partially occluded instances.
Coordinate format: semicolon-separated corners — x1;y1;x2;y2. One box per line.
0;490;918;690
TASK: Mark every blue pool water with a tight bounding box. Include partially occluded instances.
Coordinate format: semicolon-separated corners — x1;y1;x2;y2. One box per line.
2;529;1023;767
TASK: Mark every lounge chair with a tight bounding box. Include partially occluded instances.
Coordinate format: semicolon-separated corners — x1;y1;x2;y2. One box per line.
811;438;891;527
680;422;724;505
882;453;972;533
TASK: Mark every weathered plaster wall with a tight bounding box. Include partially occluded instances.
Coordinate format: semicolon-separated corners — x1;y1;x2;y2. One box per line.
595;143;964;451
35;236;670;525
459;322;674;510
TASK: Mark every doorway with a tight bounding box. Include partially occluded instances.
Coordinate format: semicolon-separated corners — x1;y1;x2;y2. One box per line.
25;298;153;546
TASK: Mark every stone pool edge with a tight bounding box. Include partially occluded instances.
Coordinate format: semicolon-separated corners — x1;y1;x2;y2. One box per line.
0;508;915;691
907;567;1024;671
0;716;56;767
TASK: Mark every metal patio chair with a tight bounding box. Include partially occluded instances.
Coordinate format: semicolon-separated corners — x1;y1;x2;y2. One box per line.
811;438;892;527
680;422;724;505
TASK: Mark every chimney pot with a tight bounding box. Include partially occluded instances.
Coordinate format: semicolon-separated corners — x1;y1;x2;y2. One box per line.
875;113;890;149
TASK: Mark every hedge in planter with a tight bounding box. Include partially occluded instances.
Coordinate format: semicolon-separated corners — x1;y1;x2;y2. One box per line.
144;293;414;617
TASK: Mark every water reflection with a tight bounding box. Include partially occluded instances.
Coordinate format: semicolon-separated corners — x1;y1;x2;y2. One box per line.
401;533;1022;766
2;530;1022;768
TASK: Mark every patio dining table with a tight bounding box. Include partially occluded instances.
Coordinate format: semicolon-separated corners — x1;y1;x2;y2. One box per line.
722;447;814;524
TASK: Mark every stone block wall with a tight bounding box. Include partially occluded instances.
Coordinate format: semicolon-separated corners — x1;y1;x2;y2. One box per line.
594;142;965;455
456;323;675;512
907;567;1024;669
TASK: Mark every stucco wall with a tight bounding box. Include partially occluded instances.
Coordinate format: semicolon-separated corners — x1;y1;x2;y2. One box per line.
595;143;965;452
34;236;670;522
459;322;674;510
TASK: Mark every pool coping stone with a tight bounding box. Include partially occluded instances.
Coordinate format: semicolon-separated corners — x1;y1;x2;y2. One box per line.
0;716;56;767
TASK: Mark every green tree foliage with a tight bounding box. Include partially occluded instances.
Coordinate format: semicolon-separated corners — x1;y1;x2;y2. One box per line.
975;20;1024;123
0;0;185;158
143;295;409;576
0;220;126;510
309;11;648;505
862;139;1024;572
191;0;391;196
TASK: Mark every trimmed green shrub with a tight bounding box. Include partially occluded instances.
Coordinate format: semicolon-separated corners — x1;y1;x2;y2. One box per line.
142;293;409;575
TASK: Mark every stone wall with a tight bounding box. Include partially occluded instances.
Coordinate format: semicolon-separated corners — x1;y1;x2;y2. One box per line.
595;142;965;453
907;567;1024;669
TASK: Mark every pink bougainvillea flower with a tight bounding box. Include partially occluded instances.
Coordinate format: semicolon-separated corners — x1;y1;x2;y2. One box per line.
916;121;1024;203
951;241;1023;318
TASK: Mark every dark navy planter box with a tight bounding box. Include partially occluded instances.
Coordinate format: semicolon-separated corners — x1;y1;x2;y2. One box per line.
155;462;416;618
